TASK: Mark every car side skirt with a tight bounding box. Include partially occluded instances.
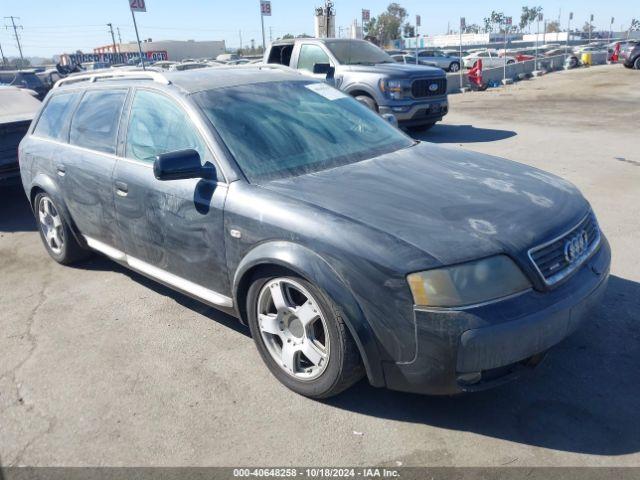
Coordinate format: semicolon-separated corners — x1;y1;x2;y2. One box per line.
84;236;234;308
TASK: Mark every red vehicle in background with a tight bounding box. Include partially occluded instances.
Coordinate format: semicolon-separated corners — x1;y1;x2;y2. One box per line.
500;49;537;62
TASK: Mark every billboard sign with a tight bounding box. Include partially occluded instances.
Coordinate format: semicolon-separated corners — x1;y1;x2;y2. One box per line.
362;9;370;23
62;50;168;66
129;0;146;12
260;0;271;16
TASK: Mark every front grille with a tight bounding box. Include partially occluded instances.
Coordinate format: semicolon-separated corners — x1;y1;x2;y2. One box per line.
528;212;600;285
411;78;447;98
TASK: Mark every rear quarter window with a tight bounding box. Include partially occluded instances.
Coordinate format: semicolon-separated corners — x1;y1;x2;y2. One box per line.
69;89;127;154
33;92;81;141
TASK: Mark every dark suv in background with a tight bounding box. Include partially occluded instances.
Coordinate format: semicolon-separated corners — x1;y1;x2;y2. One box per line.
0;70;48;99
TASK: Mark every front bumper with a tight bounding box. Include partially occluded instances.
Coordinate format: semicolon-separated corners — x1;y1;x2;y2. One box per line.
382;236;611;395
379;99;449;127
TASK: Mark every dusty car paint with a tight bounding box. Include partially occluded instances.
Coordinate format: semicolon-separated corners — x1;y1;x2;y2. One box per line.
19;67;610;394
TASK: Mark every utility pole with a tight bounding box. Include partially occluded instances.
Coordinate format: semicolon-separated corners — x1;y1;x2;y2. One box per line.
589;14;593;44
4;16;25;70
269;26;273;42
0;40;6;67
107;23;117;63
239;30;243;53
117;27;123;47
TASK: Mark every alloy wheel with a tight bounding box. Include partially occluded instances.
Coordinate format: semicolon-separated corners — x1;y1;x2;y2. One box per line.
38;196;64;255
257;278;330;381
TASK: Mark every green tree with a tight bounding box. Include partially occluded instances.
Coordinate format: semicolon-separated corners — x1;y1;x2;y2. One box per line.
464;23;481;34
403;23;415;37
365;3;408;45
484;11;505;33
546;21;560;33
519;6;543;32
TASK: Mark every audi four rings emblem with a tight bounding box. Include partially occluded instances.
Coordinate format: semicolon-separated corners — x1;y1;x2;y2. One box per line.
429;83;439;92
564;230;589;263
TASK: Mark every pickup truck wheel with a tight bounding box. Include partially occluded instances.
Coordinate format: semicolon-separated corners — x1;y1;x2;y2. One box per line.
34;192;89;265
354;95;378;112
449;62;460;72
634;57;640;70
247;273;364;398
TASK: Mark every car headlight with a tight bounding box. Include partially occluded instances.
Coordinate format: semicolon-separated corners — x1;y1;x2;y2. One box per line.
407;255;531;308
379;79;405;100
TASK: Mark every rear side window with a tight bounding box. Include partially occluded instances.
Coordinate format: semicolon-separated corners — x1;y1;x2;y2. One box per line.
69;89;127;154
33;92;80;141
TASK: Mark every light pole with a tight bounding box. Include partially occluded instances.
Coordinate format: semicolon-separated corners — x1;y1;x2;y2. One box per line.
565;12;573;57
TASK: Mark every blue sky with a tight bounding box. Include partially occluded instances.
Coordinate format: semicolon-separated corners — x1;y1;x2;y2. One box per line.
1;0;637;58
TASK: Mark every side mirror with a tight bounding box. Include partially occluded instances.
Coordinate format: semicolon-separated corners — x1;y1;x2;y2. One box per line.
381;113;398;128
153;149;212;181
313;62;331;74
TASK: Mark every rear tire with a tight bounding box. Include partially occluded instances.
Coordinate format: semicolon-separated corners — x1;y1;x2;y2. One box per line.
354;95;378;112
246;272;364;398
449;62;460;72
507;59;516;65
34;192;89;265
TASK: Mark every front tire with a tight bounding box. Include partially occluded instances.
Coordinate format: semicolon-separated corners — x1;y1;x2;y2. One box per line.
354;95;378;112
246;273;363;398
634;57;640;70
34;192;89;265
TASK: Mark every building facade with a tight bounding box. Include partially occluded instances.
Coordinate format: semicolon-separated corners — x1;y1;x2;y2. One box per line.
94;39;226;61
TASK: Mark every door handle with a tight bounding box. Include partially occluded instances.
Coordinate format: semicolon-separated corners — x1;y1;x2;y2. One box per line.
56;164;66;176
115;181;128;197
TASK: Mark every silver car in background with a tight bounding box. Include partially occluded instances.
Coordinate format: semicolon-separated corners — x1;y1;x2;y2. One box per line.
417;49;461;72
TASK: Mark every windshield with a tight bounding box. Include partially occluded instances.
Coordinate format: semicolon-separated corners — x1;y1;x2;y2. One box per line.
325;40;394;65
194;81;413;183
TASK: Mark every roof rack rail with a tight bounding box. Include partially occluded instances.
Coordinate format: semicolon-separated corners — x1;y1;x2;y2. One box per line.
54;69;170;89
231;63;300;74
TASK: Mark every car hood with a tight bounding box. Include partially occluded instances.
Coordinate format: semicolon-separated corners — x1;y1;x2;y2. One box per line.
346;62;444;77
262;143;589;266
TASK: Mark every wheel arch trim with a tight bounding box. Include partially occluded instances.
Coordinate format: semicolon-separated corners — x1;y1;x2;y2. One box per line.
29;173;87;248
233;241;386;387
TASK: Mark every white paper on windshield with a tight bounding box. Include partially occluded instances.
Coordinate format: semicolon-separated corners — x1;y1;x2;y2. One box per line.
305;82;348;101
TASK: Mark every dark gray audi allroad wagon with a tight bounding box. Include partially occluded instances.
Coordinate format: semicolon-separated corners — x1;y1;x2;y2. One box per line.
19;67;610;398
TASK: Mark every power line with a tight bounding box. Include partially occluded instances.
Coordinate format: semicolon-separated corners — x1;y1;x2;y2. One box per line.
4;16;25;69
